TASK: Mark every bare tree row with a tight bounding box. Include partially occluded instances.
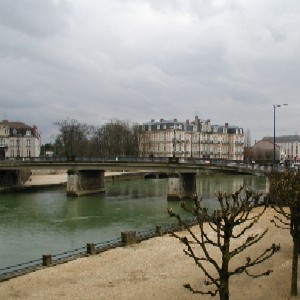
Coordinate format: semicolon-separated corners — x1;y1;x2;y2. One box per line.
51;118;140;158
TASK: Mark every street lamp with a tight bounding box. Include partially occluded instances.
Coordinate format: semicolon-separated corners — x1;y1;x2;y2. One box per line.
273;104;288;168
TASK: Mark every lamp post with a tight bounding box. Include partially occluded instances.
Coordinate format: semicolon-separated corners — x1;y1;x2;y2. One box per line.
273;104;288;168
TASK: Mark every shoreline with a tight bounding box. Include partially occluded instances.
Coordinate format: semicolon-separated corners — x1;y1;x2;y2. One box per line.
0;208;299;300
0;171;150;193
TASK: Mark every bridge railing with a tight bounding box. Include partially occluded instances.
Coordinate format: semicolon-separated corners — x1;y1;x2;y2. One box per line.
0;156;284;173
0;156;247;164
0;156;169;163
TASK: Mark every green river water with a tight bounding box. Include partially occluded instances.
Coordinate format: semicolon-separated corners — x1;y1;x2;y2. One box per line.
0;175;266;270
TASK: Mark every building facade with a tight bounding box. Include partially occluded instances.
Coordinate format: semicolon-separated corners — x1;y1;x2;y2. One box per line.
262;135;300;163
138;116;244;161
0;120;41;158
251;140;280;162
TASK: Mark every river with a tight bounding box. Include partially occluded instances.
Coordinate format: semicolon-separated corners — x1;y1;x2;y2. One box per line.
0;175;266;270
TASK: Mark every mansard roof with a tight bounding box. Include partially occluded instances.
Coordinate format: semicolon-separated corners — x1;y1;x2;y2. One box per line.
262;135;300;143
0;120;33;129
141;118;243;133
0;120;40;138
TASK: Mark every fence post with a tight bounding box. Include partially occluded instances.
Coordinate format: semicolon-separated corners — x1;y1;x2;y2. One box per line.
87;243;96;255
156;224;163;236
42;254;52;267
121;231;137;245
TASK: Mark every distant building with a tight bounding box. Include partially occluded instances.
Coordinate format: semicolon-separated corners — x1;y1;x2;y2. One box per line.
0;120;41;158
251;140;280;162
262;135;300;163
138;116;244;161
45;151;54;157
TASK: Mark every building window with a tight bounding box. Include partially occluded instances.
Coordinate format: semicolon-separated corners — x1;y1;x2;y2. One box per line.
10;150;14;157
10;140;14;147
157;125;160;130
27;140;31;147
27;150;31;157
26;130;31;136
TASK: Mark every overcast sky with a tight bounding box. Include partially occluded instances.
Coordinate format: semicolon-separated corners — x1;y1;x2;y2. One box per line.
1;0;299;144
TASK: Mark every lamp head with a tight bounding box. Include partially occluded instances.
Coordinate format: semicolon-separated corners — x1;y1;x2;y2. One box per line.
274;104;288;108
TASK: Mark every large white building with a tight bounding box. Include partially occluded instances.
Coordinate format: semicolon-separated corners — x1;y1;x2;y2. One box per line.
0;120;41;158
138;116;244;161
262;135;300;163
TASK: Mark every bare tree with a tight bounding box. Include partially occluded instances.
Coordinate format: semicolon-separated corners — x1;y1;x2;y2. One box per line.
168;188;279;300
244;129;252;148
243;146;253;163
53;118;139;158
99;119;139;157
54;118;92;158
138;131;155;157
88;119;139;157
88;125;105;157
269;170;300;296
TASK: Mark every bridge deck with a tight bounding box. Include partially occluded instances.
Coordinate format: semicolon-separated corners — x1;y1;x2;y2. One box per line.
0;158;272;175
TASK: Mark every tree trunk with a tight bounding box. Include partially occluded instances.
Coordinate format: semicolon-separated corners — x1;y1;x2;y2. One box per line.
291;234;299;296
220;223;231;300
219;278;229;300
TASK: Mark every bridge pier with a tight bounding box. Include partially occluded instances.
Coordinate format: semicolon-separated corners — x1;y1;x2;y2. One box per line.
0;170;31;189
167;172;196;201
67;170;105;196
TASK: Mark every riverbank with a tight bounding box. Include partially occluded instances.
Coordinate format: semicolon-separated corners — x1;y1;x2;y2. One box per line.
0;208;298;300
0;171;152;193
24;171;149;187
0;171;149;193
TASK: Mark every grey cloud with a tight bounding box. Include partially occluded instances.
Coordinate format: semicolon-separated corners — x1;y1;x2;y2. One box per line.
1;0;300;143
0;0;71;37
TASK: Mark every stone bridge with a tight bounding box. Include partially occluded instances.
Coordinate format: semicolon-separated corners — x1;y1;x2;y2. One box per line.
0;157;271;200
